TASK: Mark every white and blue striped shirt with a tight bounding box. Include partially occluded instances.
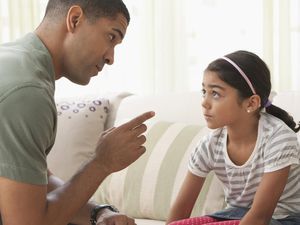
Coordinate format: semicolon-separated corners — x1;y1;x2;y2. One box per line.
189;112;300;219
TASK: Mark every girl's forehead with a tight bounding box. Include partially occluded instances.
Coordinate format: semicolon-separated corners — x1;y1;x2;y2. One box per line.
202;71;236;92
203;71;223;85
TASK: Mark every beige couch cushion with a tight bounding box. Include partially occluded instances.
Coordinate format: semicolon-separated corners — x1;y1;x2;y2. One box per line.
94;121;225;221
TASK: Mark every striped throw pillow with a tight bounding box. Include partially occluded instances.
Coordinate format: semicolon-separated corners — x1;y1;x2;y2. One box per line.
93;121;225;220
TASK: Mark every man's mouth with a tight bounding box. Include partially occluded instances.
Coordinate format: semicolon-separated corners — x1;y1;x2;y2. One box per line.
96;64;102;72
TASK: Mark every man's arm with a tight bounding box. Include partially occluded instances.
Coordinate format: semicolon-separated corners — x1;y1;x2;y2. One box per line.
0;111;154;225
240;166;290;225
47;170;134;225
47;170;93;225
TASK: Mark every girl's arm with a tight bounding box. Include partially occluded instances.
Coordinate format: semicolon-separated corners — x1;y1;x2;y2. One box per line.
240;166;290;225
166;171;205;224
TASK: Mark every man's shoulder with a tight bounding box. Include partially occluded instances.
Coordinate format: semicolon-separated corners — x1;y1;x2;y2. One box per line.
0;33;54;91
2;82;53;99
0;43;38;94
0;85;56;120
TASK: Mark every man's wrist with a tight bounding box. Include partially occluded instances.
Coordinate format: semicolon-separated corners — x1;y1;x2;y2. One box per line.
90;204;119;225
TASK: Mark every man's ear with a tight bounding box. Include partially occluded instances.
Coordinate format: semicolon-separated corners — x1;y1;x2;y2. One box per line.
245;94;261;113
66;5;84;32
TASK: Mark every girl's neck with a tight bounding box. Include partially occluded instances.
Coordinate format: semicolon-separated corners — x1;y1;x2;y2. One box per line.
226;115;260;166
226;114;259;145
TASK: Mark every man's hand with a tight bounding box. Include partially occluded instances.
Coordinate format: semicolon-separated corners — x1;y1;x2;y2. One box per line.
94;111;155;174
96;209;136;225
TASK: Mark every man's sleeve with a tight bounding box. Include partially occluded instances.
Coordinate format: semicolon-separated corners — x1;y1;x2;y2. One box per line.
0;85;56;185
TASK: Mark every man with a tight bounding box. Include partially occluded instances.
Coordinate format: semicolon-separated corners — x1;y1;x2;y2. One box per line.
0;0;154;225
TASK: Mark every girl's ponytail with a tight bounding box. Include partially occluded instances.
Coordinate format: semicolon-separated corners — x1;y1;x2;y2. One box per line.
266;104;300;133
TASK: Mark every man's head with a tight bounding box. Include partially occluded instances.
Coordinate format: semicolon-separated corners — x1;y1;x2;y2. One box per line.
38;0;130;85
44;0;130;24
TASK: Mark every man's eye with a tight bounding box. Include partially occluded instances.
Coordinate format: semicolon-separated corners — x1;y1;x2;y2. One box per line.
108;34;116;41
201;89;206;97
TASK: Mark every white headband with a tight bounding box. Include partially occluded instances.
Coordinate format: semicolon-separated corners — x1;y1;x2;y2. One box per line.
221;56;256;94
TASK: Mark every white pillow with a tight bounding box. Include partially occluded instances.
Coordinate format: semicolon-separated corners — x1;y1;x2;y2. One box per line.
47;97;110;181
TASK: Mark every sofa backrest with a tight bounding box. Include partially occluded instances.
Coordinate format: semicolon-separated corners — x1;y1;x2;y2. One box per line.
115;92;205;126
115;90;300;129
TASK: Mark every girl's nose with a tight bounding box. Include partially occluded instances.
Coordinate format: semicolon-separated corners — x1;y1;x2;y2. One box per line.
201;97;210;109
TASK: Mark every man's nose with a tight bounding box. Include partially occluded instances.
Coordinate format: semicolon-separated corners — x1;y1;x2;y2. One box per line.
104;48;115;65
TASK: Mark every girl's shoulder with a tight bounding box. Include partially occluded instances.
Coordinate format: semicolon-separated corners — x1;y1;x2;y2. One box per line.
260;112;296;135
259;112;298;143
201;127;227;145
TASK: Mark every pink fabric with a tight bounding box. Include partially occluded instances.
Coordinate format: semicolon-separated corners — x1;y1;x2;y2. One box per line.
169;216;240;225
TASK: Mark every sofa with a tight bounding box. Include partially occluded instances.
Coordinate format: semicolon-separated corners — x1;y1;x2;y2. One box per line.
47;91;300;225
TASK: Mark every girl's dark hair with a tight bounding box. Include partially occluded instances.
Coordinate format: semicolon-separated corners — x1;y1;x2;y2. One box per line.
45;0;130;24
205;50;300;133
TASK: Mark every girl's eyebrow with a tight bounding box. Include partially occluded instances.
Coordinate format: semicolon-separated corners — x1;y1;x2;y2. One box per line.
202;83;226;90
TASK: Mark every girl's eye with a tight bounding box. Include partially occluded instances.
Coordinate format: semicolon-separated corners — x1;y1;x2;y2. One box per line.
212;91;220;98
201;89;206;97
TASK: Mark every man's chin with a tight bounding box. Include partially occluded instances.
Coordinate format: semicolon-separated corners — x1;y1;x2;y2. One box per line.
65;76;91;86
77;78;91;86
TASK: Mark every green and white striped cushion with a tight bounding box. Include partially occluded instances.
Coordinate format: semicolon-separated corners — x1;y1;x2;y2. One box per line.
94;121;225;220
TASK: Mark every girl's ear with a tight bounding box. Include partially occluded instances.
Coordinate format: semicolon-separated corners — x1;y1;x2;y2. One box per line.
245;94;261;113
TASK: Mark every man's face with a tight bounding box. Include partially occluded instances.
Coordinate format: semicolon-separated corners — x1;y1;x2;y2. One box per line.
62;13;128;85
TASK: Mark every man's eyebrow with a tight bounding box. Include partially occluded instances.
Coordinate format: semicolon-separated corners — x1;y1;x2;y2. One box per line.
113;28;124;39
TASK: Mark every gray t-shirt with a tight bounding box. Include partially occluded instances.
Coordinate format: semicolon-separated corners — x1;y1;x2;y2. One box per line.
0;33;57;185
189;112;300;219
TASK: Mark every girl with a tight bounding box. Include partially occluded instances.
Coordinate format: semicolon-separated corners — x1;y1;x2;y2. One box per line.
166;50;300;225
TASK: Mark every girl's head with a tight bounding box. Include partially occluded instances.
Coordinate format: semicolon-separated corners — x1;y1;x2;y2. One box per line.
204;50;299;132
206;50;270;107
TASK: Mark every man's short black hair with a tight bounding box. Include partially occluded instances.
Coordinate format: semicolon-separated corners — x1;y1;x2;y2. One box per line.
45;0;130;24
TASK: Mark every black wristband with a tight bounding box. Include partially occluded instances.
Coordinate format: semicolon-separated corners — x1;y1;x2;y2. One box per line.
90;204;119;225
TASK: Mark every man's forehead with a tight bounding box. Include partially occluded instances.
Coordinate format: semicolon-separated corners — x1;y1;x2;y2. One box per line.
113;14;128;37
100;14;128;39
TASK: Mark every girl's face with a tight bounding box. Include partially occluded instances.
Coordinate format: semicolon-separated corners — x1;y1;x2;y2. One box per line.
201;70;247;129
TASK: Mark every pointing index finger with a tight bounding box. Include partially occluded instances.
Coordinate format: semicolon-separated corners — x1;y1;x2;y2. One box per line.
121;111;155;130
